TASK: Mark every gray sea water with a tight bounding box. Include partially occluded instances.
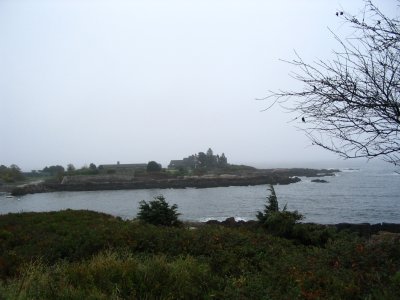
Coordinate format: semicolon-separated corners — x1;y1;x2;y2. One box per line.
1;164;399;224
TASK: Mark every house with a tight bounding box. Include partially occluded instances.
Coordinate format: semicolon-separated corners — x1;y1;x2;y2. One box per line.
168;160;185;169
98;162;147;174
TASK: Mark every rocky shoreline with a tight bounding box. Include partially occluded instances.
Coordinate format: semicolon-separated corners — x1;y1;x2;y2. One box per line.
11;174;301;196
203;217;400;237
10;168;339;196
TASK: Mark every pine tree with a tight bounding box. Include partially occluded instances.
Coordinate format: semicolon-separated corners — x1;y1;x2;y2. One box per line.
137;195;181;226
256;185;279;223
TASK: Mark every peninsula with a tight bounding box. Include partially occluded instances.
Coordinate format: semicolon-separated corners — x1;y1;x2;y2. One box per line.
6;148;339;196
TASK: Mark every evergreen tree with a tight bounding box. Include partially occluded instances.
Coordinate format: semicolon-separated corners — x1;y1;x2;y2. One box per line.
256;185;279;223
137;195;181;226
219;153;228;167
67;164;76;173
257;185;303;237
197;152;207;168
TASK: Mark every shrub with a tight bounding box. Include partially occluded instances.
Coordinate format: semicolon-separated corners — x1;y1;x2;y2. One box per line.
137;195;181;227
257;185;303;237
291;223;337;246
146;161;162;172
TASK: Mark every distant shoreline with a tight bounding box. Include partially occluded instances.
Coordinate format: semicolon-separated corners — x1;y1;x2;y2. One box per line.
10;168;339;196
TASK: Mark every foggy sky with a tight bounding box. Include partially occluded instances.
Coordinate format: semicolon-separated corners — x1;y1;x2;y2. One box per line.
1;0;397;171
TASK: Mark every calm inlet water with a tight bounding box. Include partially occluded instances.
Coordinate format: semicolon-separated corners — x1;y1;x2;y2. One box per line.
1;165;399;224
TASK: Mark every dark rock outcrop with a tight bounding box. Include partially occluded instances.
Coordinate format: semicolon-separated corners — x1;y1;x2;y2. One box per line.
204;219;400;235
311;179;328;183
334;222;400;237
206;218;258;228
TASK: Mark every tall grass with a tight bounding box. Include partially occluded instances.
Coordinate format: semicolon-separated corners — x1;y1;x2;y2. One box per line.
1;251;217;299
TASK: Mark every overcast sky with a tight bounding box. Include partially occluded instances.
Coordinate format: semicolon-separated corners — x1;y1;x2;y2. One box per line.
0;0;397;171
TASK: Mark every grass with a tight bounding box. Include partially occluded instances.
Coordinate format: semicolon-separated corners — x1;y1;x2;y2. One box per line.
0;209;399;299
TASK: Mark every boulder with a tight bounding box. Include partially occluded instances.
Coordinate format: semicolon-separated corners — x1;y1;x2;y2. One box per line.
311;179;328;183
221;217;237;226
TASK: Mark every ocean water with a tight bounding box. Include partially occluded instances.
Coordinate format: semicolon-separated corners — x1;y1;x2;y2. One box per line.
0;164;399;224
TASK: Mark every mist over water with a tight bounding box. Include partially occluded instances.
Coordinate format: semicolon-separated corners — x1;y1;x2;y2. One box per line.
1;164;399;224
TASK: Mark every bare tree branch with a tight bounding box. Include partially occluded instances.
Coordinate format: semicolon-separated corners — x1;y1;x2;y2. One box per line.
266;0;400;166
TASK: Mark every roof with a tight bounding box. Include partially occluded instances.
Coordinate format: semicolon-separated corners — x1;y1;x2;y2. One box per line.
168;160;185;167
100;163;147;169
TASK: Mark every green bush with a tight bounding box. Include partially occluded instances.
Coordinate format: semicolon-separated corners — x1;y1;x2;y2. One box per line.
257;185;303;237
137;195;181;227
146;161;162;172
291;223;337;246
264;210;303;238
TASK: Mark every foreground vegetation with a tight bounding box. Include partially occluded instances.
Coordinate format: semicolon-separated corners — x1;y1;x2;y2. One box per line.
0;210;399;299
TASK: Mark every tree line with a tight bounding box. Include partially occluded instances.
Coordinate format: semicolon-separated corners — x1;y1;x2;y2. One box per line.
0;165;24;183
